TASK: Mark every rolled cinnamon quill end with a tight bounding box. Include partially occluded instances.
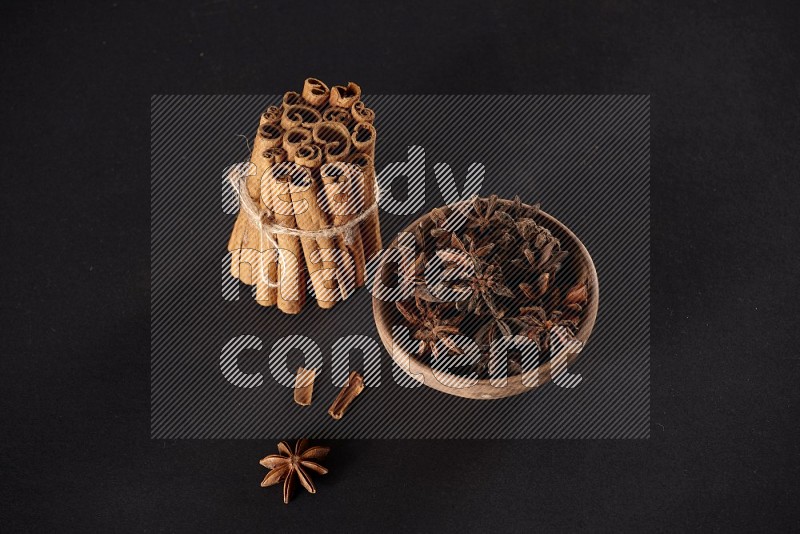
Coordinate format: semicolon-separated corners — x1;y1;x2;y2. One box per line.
293;366;317;406
281;103;322;131
302;78;330;108
322;106;353;129
282;91;302;108
351;122;376;159
260;105;282;126
282;127;313;161
328;371;364;420
329;82;361;108
313;121;352;163
351;101;375;124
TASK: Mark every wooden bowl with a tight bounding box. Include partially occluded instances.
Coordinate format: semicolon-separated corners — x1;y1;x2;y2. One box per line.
372;198;599;399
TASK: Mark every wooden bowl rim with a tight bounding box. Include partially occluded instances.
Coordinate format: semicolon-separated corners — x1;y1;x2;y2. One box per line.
372;198;599;400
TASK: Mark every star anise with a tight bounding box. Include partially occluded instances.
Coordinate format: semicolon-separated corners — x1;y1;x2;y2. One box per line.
428;206;454;248
446;258;515;317
513;239;569;280
260;439;329;504
466;194;515;233
410;222;427;280
517;306;577;352
509;196;539;219
449;232;494;262
404;196;586;372
563;280;588;312
397;294;463;358
519;272;552;301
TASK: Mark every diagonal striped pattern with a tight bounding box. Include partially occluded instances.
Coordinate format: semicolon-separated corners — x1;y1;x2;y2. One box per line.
151;95;649;439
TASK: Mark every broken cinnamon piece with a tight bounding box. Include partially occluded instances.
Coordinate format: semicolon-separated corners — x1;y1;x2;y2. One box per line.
293;367;317;406
328;371;365;420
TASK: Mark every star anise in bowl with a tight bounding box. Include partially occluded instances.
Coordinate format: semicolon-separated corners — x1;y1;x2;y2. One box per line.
516;306;578;352
396;294;463;359
373;196;598;399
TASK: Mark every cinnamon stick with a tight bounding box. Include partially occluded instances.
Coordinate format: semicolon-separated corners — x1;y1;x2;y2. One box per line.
228;108;280;281
238;124;283;297
313;121;352;163
293;366;316;406
282;127;313;161
252;146;286;307
321;163;366;288
268;158;307;314
351;122;376;160
328;370;364;420
351;100;375;124
289;144;340;308
313;122;358;296
280;104;322;131
282;91;302;107
329;82;361;109
350;123;381;260
260;105;282;126
322;106;353;128
301;78;330;108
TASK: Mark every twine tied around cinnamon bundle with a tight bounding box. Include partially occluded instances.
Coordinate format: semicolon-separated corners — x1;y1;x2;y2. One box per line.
227;161;381;288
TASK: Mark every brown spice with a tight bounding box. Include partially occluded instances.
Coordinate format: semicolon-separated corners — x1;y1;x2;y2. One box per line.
293;367;317;406
260;439;329;504
328;370;365;420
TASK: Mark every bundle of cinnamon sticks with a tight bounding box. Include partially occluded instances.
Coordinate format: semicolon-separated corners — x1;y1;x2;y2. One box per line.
227;79;381;314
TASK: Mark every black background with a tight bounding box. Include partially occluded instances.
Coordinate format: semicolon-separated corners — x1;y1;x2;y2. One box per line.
2;0;798;531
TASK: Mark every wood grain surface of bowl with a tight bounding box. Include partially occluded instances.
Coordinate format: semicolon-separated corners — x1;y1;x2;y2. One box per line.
372;198;599;400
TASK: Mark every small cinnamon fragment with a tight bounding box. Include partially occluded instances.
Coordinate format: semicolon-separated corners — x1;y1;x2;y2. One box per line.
293;367;317;406
328;371;364;420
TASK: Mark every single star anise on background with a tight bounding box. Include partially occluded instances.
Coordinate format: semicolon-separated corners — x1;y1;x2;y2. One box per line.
397;294;463;358
260;440;329;504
